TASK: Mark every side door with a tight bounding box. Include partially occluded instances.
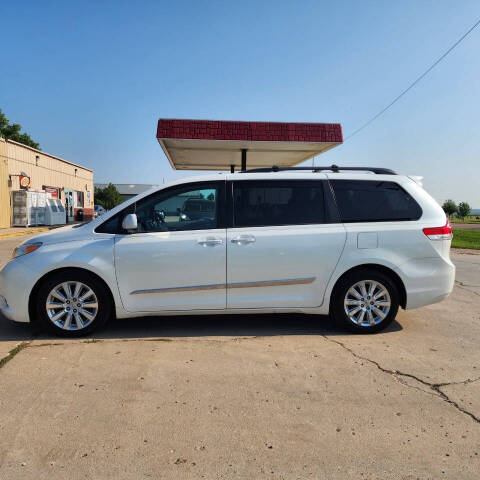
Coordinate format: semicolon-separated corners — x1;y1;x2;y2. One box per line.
226;178;346;309
112;181;226;312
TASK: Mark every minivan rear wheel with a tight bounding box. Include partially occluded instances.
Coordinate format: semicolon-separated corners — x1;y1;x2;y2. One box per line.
36;270;112;337
331;269;399;333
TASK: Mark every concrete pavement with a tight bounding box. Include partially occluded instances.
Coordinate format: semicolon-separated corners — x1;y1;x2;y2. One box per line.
0;234;479;479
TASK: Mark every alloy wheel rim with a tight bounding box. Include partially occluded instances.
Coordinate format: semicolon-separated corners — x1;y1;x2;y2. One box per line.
344;280;391;327
46;281;98;330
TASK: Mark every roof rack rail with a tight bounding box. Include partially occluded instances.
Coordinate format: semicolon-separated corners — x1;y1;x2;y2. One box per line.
242;164;396;175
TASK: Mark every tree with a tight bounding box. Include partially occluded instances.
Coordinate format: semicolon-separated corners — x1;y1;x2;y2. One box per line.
0;108;40;149
442;199;457;219
94;184;124;210
457;202;471;222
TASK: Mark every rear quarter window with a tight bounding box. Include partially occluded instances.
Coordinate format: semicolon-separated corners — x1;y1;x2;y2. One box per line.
330;180;422;222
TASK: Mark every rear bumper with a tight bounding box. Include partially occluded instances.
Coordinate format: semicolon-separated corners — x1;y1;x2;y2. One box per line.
0;259;35;323
396;257;455;309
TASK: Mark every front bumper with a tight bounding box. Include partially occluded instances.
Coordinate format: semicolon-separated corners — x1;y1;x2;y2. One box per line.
0;258;36;323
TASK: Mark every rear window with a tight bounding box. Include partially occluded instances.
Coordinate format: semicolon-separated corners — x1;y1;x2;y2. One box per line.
330;180;422;222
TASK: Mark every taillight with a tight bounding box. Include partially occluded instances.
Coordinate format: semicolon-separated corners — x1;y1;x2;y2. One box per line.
423;219;453;240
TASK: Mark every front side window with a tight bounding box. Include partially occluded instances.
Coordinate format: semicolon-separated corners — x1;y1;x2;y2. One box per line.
96;183;221;234
136;185;218;232
233;181;325;227
330;180;422;222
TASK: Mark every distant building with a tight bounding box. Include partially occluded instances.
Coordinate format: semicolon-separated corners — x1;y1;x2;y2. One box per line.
94;183;158;202
0;137;94;228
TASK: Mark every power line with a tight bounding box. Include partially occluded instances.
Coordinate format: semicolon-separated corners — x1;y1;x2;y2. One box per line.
345;19;480;141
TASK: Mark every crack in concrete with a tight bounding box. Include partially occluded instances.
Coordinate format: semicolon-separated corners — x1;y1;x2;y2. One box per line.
22;335;260;349
28;342;64;348
0;342;30;370
0;334;249;367
322;336;480;424
454;281;480;297
435;377;480;387
4;334;480;423
0;335;259;374
455;280;480;288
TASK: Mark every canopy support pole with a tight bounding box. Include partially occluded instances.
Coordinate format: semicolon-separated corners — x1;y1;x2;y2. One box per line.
241;149;247;172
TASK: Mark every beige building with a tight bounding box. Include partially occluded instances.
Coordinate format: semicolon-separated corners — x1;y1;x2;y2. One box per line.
0;137;94;228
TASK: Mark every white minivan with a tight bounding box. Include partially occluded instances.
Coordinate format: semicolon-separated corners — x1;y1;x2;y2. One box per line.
0;167;455;337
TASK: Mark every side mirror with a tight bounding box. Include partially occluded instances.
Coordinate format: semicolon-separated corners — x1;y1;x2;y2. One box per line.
122;213;138;231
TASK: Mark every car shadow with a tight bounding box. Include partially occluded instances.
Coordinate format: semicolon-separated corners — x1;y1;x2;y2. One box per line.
0;312;403;342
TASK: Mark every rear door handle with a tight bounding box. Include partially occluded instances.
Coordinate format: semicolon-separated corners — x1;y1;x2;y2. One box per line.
197;237;223;247
231;235;256;245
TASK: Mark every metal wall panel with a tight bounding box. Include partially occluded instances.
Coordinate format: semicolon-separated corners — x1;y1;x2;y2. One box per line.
0;139;11;228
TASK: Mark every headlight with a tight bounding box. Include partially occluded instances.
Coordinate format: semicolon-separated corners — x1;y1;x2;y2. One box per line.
12;242;43;259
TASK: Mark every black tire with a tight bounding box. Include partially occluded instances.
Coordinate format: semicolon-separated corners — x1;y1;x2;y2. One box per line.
35;270;112;337
331;268;399;334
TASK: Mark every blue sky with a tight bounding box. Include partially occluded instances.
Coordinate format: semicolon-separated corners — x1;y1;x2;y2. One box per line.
1;0;479;206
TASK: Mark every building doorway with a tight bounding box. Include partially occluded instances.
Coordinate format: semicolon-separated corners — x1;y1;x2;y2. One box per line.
64;189;75;223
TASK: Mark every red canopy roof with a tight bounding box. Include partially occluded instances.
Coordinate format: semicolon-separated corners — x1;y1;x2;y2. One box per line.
157;119;342;171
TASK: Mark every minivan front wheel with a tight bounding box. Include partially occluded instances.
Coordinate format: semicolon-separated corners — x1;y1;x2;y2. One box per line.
332;269;399;333
36;271;112;337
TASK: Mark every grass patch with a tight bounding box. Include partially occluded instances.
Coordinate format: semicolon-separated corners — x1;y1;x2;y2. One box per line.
0;342;29;370
452;229;480;250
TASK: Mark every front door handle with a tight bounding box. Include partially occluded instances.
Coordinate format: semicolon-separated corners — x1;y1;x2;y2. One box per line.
197;237;223;247
231;235;256;245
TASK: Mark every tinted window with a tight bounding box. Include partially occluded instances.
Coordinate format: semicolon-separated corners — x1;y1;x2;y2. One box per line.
233;181;325;227
330;180;422;222
96;183;221;234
